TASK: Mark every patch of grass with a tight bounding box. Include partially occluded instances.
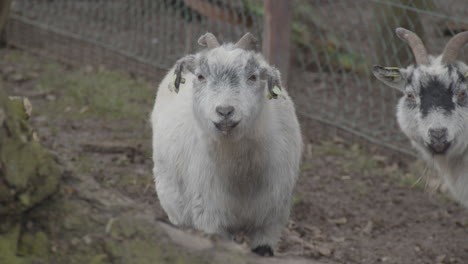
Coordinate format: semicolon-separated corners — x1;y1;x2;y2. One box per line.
315;141;350;157
292;194;304;205
75;155;94;175
4;51;154;121
313;140;430;188
352;182;369;196
3;50;37;66
40;69;153;120
300;161;313;172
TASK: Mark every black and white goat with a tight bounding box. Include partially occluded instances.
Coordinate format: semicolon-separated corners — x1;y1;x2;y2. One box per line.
373;28;468;207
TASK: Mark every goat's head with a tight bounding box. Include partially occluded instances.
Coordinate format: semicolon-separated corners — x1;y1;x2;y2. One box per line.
373;28;468;157
172;32;283;140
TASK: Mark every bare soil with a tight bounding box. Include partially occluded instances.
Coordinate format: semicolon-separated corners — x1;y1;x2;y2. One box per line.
2;48;467;264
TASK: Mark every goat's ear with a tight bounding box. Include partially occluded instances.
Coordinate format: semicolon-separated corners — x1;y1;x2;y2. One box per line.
171;55;195;93
372;65;406;92
261;65;284;100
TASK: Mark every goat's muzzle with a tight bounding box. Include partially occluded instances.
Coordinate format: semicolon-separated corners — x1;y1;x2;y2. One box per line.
427;127;451;154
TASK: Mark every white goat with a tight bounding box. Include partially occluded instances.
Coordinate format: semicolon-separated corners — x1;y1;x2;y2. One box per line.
151;33;303;256
373;28;468;207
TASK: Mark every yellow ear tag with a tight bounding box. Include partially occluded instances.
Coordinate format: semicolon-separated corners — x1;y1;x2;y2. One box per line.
465;72;468;78
168;74;186;93
168;74;177;92
272;86;282;95
384;74;401;80
267;86;286;100
384;74;401;77
384;67;400;70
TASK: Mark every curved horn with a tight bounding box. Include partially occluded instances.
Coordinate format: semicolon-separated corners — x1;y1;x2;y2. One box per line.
441;31;468;64
395;27;429;65
235;33;258;50
198;33;220;49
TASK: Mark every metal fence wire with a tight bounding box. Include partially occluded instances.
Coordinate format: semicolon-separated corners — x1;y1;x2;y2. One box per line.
6;0;468;156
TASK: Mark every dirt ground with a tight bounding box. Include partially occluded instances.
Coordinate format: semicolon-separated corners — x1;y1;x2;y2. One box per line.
2;48;468;264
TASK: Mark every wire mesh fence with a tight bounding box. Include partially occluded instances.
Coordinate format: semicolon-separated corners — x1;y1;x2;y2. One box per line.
8;0;263;70
5;0;468;156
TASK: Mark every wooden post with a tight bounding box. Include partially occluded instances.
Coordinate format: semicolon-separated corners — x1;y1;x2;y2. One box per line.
0;0;12;46
262;0;291;84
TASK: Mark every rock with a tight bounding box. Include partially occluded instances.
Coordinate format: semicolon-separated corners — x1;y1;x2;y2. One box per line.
159;222;214;251
0;83;61;263
0;86;61;217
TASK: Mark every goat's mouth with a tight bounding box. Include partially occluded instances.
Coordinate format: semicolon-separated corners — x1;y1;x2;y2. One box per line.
213;120;240;135
427;141;451;155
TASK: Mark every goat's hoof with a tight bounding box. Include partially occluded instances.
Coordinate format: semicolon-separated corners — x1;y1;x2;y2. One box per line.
252;245;274;257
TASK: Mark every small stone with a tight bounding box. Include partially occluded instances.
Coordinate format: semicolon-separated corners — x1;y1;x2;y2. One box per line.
46;94;56;101
331;236;345;243
362;220;373;235
22;97;32;118
84;65;94;73
27;71;39;79
32;132;40;142
436;254;446;263
328;217;347;225
82;235;92;245
2;65;15;75
10;73;25;82
332;136;345;144
317;245;332;256
379;256;390;262
79;106;89;113
71;237;80;246
372;155;388;163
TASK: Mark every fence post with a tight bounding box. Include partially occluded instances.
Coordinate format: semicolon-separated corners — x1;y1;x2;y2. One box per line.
262;0;291;84
0;0;12;46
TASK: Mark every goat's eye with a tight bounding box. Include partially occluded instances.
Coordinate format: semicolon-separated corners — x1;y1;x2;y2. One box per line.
458;90;466;99
197;75;205;81
248;75;257;82
406;92;415;100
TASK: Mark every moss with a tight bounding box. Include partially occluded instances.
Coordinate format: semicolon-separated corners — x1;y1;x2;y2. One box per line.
0;84;61;217
0;222;20;264
17;231;49;260
89;254;110;264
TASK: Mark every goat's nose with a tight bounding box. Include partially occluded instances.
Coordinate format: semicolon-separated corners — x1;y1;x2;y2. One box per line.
216;105;235;118
429;127;448;141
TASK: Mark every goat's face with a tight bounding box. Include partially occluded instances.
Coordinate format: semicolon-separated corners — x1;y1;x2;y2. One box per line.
373;28;468;157
391;63;468;157
191;47;267;139
174;33;282;141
